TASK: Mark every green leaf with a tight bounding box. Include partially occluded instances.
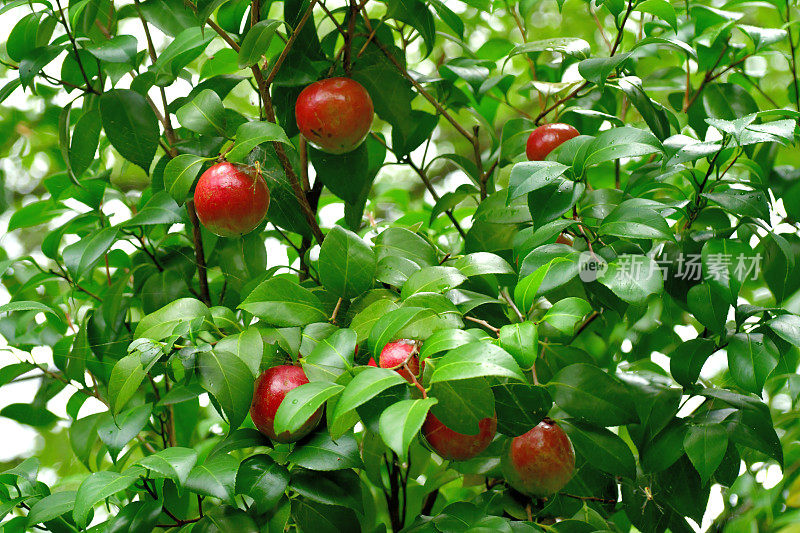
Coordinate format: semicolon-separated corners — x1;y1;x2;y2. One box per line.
291;499;360;533
197;349;254;431
97;405;152;459
383;0;436;56
597;255;664;305
100;89;160;173
401;266;467;298
375;227;438;267
185;453;238;503
368;306;431;356
541;297;592;335
688;283;729;333
599;200;673;241
84;35;138;63
288;432;361;471
228;121;291;162
507;161;570;201
583;127;663;168
123;191;183;227
670;338;717;387
419;329;480;360
69;109;101;178
135;298;210;340
215;327;263;378
107;353;145;414
431;342;526;383
153;26;214;81
26;491;76;527
238;19;283;68
274;381;343;435
331;367;407;436
507;38;590;60
379;398;437;460
429;378;494;435
62;226;118;281
702;189;770;221
176;89;227;136
547;364;637;426
451;252;514;277
0;301;57;316
163;154;207;204
726;333;779;394
636;0;678;31
235;454;289;511
493;382;551;437
684;423;728;484
768;314;800;347
137;447;198;487
73;468;143;527
318;226;377;299
560;418;636;479
497;322;538;370
240;277;328;326
303;328;357;382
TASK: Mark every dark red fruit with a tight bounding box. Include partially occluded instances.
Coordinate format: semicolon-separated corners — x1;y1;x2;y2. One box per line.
525;123;580;161
502;419;575;497
250;365;321;443
295;77;374;154
422;412;497;461
368;340;421;383
193;162;269;237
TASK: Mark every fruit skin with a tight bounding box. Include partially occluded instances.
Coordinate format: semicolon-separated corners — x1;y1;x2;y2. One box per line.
422;411;497;461
295;77;374;154
502;419;575;497
526;123;580;161
368;340;421;383
250;365;322;444
193;162;270;237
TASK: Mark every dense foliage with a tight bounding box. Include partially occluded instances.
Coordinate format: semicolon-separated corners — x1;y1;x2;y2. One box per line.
1;0;800;531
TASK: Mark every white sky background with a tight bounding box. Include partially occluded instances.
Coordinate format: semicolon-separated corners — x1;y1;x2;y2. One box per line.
0;1;791;530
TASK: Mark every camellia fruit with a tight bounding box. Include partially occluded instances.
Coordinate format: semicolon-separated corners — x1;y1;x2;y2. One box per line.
526;123;580;161
367;339;421;383
502;418;575;497
295;77;374;154
250;365;322;443
193;161;270;237
422;412;497;461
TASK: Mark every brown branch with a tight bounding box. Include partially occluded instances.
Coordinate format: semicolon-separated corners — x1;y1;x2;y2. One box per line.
404;156;467;240
534;82;589;124
570;311;599;341
560;491;617;504
53;0;98;94
264;0;319;87
186;200;211;306
472;125;487;200
344;0;357;74
359;13;475;144
465;315;500;335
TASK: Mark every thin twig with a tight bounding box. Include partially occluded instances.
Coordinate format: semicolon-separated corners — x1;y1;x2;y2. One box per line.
53;0;98;94
186;200;211;306
465;315;500;335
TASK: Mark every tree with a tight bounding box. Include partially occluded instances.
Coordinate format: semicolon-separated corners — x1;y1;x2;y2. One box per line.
0;0;799;530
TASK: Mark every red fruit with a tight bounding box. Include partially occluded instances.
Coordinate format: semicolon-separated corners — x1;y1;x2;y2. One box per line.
525;123;580;161
423;412;497;461
193;162;270;237
295;77;374;154
502;419;575;497
378;340;421;383
250;365;322;443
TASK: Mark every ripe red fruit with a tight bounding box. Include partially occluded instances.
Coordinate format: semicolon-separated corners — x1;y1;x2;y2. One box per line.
367;340;422;383
250;365;322;443
193;162;270;237
422;412;497;461
526;123;580;161
502;419;575;497
295;77;374;154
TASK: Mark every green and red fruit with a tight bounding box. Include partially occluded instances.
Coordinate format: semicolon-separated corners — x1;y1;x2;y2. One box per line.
502;419;575;497
526;123;580;161
422;412;497;461
250;365;322;443
295;77;374;154
193;162;270;237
